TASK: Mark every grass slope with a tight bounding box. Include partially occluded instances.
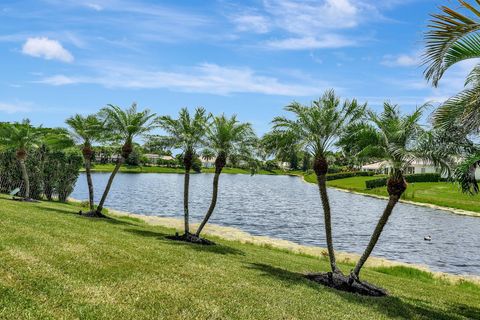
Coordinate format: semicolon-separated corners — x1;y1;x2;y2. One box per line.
305;174;480;214
0;195;479;319
85;164;301;176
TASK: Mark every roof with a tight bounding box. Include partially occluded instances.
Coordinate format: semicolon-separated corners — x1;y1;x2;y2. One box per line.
361;159;435;170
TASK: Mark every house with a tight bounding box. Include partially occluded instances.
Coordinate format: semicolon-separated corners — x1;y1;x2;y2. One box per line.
144;153;161;163
361;159;480;179
361;160;436;175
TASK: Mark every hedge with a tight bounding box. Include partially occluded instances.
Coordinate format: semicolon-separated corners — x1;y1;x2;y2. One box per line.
365;173;441;189
326;171;374;181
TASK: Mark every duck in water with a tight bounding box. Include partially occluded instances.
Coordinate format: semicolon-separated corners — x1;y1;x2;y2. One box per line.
424;235;432;241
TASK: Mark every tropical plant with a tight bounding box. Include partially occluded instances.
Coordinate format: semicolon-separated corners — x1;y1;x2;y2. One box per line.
156;107;209;235
424;0;480;192
0;120;43;200
349;103;430;283
271;90;365;274
195;114;256;238
65;114;105;213
95;103;156;217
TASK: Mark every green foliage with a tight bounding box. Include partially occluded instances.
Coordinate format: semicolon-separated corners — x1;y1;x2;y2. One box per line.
0;149;82;201
325;171;374;181
191;156;202;173
365;173;442;189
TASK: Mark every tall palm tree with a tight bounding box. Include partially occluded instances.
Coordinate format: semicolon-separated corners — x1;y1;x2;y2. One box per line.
65;114;105;213
350;103;427;282
195;114;256;238
156;108;209;235
271;90;365;274
424;1;480;192
95;103;156;217
0;119;42;200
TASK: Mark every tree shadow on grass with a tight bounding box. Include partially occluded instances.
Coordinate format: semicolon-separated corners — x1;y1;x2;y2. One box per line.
246;263;468;320
123;228;244;256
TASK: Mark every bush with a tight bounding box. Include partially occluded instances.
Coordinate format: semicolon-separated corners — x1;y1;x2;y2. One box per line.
365;173;441;189
325;171;374;181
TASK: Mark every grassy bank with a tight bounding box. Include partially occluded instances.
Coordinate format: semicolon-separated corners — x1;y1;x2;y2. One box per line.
304;174;480;214
0;194;479;319
84;163;302;175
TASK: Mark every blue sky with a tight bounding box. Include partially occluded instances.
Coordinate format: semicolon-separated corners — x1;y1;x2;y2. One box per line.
0;0;476;135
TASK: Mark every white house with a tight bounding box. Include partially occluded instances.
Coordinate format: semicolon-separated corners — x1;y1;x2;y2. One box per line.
361;159;480;179
361;160;437;175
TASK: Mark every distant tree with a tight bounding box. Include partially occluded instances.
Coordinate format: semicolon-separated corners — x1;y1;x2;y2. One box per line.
271;90;365;274
95;104;156;217
195;114;256;239
350;103;434;283
65;114;104;213
0;120;42;200
156;108;209;235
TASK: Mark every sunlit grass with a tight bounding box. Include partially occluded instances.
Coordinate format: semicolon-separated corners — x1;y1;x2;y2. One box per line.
0;194;479;319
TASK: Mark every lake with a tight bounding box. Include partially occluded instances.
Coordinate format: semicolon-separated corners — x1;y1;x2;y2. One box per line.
71;172;480;276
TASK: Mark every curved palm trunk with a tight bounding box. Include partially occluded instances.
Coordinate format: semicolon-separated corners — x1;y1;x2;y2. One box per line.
351;177;406;280
84;157;95;212
316;174;339;273
195;155;226;237
314;155;339;274
19;159;30;199
96;156;124;215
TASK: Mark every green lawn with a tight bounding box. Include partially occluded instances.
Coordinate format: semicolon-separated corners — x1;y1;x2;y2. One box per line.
85;164;302;176
305;174;480;214
0;194;479;319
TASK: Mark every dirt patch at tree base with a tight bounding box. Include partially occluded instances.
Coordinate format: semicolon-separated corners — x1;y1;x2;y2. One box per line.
166;233;215;245
78;210;109;219
305;272;388;297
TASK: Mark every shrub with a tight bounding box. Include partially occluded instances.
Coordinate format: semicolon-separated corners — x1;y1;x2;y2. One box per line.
365;173;441;189
325;171;374;181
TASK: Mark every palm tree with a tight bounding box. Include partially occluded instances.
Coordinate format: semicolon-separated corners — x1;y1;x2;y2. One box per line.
195;114;256;238
424;1;480;192
271;90;365;274
95;103;156;217
156;108;209;235
65;114;105;213
0;119;42;200
349;103;427;282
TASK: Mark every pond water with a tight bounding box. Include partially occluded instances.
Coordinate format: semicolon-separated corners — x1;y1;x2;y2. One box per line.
71;172;480;276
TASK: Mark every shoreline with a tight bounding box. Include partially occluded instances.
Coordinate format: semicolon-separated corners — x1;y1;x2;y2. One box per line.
106;206;480;285
298;175;480;218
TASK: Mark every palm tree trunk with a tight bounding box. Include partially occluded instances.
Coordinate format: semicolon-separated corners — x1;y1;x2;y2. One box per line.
183;150;193;235
19;159;30;199
316;173;340;273
351;195;399;278
84;157;95;212
96;157;124;215
195;168;222;237
184;168;190;234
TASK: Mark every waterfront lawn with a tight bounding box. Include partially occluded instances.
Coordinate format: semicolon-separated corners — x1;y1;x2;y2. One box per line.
0;194;479;319
305;174;480;213
86;163;300;175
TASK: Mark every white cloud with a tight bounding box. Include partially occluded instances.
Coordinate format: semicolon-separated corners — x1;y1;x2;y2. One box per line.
0;102;30;114
265;35;355;50
229;0;379;50
382;52;421;67
232;14;270;34
22;37;74;62
85;3;103;11
38;62;327;96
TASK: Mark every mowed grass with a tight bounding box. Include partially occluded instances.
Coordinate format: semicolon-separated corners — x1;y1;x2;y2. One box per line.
85;163;300;176
0;195;479;319
305;174;480;213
